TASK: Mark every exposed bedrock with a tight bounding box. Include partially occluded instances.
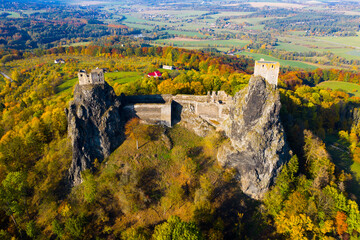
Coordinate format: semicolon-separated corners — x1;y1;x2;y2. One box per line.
217;76;291;200
66;82;124;186
65;75;290;199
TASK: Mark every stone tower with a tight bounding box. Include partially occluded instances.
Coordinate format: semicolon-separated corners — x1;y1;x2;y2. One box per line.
254;59;280;86
78;68;105;85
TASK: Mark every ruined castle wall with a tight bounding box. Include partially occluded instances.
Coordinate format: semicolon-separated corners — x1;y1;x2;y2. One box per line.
78;72;92;85
90;72;104;84
172;95;209;103
123;102;172;127
173;96;231;126
125;94;172;104
122;92;233;129
78;70;105;86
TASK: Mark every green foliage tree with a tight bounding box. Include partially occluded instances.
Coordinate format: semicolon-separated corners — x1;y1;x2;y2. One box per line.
82;171;97;204
152;216;203;240
64;215;86;239
26;220;39;238
121;227;150;240
0;171;27;231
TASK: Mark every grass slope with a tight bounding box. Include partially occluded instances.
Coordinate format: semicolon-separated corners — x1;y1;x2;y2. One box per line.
318;81;360;98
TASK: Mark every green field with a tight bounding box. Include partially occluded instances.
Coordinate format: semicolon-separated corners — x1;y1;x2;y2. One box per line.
0;11;21;18
276;42;318;53
317;33;360;48
63;42;91;47
238;51;318;70
115;9;360;68
56;77;78;95
105;71;143;84
155;39;250;50
317;81;360;98
164;30;208;38
56;71;143;95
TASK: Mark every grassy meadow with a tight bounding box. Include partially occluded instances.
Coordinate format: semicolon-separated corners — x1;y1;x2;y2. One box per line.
317;81;360;98
0;11;21;18
155;38;250;51
238;51;318;70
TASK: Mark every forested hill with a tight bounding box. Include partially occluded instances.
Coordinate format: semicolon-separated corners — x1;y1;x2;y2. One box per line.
0;44;360;239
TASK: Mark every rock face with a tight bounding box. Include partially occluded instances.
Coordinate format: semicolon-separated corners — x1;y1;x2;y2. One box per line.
65;75;289;198
66;82;124;186
218;76;290;200
172;101;216;137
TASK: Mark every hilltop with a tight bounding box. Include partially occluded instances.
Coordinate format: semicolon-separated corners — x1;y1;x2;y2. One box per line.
0;45;360;239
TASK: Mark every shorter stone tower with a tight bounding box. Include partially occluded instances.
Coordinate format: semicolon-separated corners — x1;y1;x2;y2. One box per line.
78;68;105;85
254;59;280;86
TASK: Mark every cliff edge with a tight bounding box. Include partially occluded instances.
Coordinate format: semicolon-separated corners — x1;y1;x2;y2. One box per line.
66;82;124;186
218;75;290;199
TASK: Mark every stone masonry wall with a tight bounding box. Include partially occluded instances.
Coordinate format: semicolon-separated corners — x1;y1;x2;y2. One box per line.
123;102;172;127
123;91;233;130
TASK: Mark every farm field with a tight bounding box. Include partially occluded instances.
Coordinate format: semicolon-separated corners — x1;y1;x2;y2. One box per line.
63;42;91;47
238;51;318;70
276;35;360;62
155;38;250;50
0;11;21;18
115;7;360;67
116;8;360;69
317;81;360;98
164;30;208;38
316;33;360;48
275;42;320;53
229;17;277;25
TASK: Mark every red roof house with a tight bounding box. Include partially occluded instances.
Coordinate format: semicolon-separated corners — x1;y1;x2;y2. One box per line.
147;70;162;78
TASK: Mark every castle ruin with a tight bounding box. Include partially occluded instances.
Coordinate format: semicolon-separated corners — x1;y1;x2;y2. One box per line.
123;91;233;129
76;61;279;129
254;58;280;86
69;62;288;199
78;68;105;85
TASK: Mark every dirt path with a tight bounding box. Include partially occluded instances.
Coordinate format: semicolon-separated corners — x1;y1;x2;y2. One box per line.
0;71;12;82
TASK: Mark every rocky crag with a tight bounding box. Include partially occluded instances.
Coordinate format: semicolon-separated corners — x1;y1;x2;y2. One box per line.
218;76;290;199
66;82;124;186
66;75;290;199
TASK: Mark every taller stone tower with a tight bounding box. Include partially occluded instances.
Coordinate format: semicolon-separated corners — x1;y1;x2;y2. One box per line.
254;59;280;86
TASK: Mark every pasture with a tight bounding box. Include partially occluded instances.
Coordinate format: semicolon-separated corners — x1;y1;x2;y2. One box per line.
238;52;318;70
155;38;250;51
0;11;21;18
317;81;360;98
